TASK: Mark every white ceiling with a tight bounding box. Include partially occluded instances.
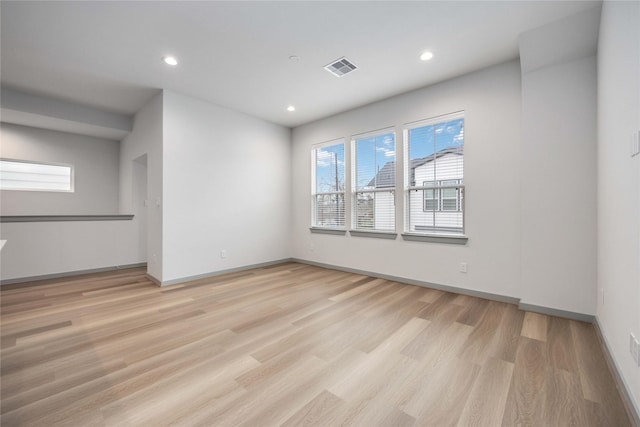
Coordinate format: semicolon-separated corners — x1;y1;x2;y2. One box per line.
1;1;601;128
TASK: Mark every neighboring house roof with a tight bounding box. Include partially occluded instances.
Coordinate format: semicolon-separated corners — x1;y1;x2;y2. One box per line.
367;161;396;188
367;146;463;188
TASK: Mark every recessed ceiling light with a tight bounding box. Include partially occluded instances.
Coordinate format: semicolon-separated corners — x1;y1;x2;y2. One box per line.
162;56;178;66
289;55;300;62
287;105;296;112
420;51;434;61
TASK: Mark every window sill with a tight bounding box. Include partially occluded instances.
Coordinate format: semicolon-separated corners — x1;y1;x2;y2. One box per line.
309;227;347;236
401;233;468;245
349;230;397;240
0;214;135;223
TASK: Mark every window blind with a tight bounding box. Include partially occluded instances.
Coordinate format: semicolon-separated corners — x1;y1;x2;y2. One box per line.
0;159;73;192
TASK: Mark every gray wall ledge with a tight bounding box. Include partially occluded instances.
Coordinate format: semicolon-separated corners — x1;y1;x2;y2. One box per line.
309;227;347;236
1;214;134;223
401;233;468;245
349;230;397;239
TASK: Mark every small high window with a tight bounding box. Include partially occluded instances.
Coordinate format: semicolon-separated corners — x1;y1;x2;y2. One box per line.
0;159;73;192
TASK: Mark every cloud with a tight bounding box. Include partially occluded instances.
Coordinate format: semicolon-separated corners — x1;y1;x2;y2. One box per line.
453;128;464;142
316;148;337;167
374;139;396;158
376;144;396;158
382;135;394;146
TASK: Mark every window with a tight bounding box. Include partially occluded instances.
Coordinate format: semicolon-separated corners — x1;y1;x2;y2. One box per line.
423;181;439;211
0;159;73;192
423;179;463;212
311;140;345;228
352;129;395;231
405;113;464;235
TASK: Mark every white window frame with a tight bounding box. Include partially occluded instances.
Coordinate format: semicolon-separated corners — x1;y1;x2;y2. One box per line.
311;139;346;230
404;111;465;237
0;158;74;192
351;127;396;233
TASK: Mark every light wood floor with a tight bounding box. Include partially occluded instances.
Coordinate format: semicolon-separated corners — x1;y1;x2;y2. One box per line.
0;262;631;426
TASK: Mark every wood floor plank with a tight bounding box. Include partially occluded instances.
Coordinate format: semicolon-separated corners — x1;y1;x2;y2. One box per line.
327;317;428;399
547;316;579;373
570;320;631;426
236;348;367;427
456;297;489;326
457;300;507;363
502;336;547;426
212;355;328;427
328;277;381;302
544;366;594;426
456;357;515;426
490;303;526;363
0;263;631;426
521;311;548;341
402;355;480;425
280;390;345;427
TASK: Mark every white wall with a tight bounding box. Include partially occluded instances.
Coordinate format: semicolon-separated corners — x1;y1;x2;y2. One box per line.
0;123;120;215
292;60;523;299
597;0;640;415
161;91;291;283
0;220;142;281
119;93;163;281
519;55;597;315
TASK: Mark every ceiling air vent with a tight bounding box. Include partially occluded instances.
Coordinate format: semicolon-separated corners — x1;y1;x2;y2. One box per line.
324;57;358;77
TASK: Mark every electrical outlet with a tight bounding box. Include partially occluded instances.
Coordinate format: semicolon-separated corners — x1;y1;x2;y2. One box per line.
220;250;227;259
601;288;605;305
460;262;467;273
631;333;640;366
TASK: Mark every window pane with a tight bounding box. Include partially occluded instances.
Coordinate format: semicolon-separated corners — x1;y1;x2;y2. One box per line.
0;160;72;191
315;143;344;193
410;187;463;233
441;197;458;211
408;126;435;160
355;132;395;190
354;131;395;231
314;193;345;228
356;137;375;190
355;192;374;229
423;187;438;211
434;119;464;182
355;191;395;231
408;125;435;186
